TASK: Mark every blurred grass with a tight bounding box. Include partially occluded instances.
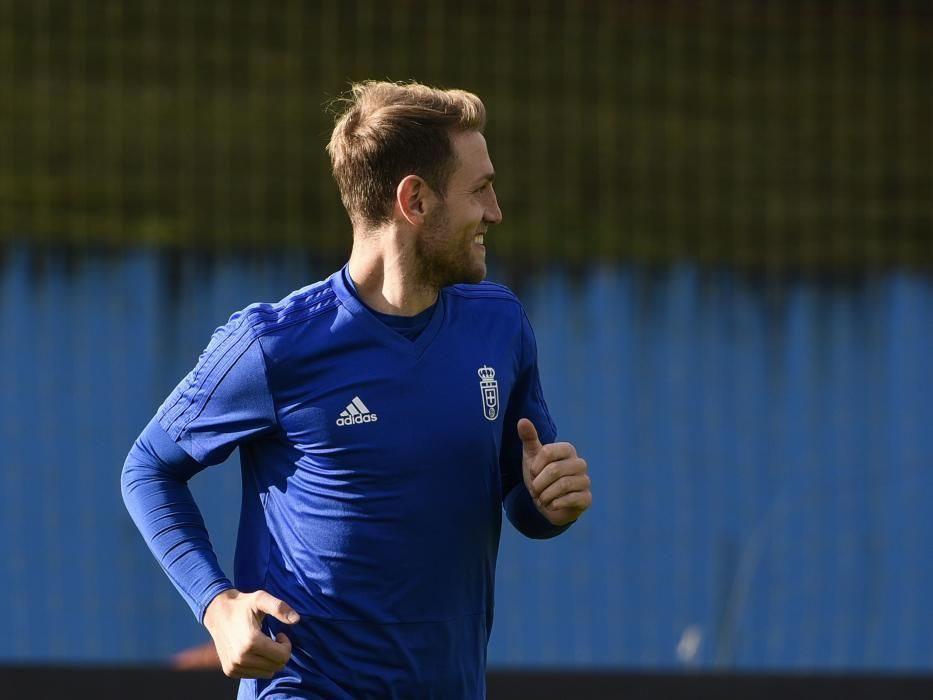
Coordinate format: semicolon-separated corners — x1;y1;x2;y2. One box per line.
0;0;931;269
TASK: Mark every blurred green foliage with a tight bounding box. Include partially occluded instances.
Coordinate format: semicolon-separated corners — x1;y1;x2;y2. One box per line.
1;0;931;268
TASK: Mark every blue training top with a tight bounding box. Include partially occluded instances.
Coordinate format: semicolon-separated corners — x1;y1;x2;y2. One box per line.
122;266;566;699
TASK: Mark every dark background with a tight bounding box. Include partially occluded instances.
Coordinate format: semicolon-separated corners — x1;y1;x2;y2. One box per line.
2;0;931;267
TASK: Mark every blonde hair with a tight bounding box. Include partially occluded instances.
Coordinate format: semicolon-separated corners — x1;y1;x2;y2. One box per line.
326;81;486;227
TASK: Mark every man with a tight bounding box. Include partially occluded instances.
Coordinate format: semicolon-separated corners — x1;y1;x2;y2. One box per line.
122;81;592;699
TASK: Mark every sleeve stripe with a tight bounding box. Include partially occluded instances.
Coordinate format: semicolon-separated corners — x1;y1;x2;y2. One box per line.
159;321;259;438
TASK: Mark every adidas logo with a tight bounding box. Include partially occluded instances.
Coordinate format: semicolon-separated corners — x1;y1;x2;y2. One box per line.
336;396;379;426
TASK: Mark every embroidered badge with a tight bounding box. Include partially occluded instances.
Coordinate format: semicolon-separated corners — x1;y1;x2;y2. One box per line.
478;365;499;421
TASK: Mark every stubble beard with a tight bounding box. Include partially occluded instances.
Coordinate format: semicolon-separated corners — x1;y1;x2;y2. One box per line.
414;206;486;290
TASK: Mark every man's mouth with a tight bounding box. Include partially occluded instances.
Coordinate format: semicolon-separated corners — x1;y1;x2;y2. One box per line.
473;233;485;245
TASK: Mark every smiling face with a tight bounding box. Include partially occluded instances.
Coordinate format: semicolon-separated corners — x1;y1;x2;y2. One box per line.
415;130;503;288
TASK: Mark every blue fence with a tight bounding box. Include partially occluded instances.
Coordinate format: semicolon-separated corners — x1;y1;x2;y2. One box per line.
2;246;931;669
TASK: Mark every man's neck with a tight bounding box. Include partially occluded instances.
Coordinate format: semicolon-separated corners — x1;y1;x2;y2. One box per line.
347;234;438;317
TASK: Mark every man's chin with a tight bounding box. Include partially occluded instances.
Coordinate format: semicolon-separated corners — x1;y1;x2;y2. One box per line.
433;259;486;288
464;262;487;285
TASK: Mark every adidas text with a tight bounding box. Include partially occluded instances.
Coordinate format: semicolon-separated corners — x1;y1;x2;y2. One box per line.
336;413;378;426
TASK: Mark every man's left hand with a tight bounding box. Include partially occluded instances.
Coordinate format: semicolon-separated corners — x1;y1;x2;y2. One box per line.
518;418;592;526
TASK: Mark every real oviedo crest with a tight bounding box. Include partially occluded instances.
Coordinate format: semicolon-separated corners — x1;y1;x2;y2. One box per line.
478;365;499;421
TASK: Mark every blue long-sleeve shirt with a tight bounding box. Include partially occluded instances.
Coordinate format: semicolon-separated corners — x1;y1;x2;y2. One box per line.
122;267;567;699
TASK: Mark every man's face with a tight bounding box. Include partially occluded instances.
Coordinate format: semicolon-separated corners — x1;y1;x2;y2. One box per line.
415;130;502;288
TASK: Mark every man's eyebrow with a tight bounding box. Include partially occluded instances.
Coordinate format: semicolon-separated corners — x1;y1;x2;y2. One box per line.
473;172;496;186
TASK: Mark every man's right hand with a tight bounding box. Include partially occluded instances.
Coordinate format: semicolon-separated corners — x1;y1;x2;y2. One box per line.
202;589;300;679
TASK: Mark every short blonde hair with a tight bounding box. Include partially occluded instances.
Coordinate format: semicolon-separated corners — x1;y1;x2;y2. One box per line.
326;81;486;227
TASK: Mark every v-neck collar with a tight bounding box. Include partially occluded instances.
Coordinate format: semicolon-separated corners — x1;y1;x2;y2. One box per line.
330;264;447;359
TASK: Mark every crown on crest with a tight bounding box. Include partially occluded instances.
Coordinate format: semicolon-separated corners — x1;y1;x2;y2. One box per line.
478;365;496;381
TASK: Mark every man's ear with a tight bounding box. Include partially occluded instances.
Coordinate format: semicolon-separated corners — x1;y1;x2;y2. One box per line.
396;175;436;225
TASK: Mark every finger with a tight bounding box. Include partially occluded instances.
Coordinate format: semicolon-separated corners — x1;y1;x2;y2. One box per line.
547;489;593;513
252;591;300;625
536;473;591;508
233;648;290;674
249;632;293;666
517;418;542;456
531;442;577;478
228;662;279;680
247;646;290;669
531;456;587;496
539;442;577;462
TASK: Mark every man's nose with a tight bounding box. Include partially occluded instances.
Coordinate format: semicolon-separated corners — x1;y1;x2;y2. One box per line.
485;191;503;225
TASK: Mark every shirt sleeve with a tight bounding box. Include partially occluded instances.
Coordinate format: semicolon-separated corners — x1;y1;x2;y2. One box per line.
121;315;277;622
157;315;277;466
500;307;571;539
121;417;235;622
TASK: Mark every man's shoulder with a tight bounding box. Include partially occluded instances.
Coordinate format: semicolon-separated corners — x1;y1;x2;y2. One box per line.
231;275;341;339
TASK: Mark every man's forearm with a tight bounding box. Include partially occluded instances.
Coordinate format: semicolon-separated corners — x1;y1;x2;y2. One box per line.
121;417;233;622
503;482;572;539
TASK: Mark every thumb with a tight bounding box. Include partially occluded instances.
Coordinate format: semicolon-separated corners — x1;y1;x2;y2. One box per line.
253;591;300;625
517;418;542;456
